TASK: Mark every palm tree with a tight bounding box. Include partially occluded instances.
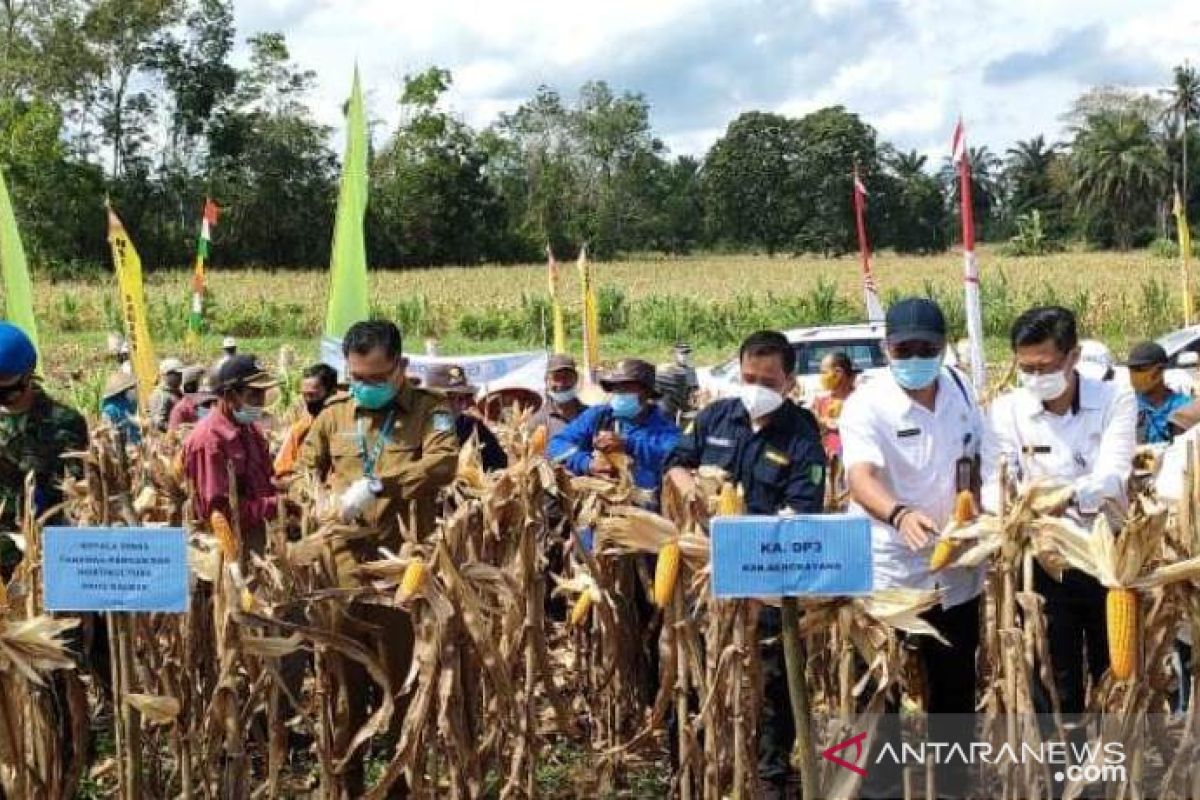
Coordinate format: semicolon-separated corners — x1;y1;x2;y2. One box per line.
888;148;928;180
940;145;1004;238
1161;62;1200;203
1005;135;1061;216
1073;110;1169;249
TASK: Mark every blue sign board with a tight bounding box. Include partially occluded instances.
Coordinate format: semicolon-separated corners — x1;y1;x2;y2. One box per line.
43;527;189;613
710;514;873;598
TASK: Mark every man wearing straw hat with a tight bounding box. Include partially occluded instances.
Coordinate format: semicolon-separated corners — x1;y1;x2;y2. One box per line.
548;358;680;504
100;370;141;444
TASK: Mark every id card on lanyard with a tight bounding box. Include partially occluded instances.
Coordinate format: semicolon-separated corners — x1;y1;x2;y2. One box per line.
358;409;396;495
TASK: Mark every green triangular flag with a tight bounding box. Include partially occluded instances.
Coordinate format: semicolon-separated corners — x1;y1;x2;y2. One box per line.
323;67;370;345
0;166;40;354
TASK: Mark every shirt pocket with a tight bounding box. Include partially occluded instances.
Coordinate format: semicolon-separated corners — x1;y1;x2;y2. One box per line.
701;436;738;472
751;456;789;494
330;435;365;478
377;440;421;479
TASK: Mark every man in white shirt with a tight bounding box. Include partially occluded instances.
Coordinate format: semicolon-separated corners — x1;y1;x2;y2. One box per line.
982;306;1136;719
841;297;984;797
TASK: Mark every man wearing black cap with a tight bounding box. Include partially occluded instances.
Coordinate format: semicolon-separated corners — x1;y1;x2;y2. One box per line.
982;307;1136;723
665;330;826;795
547;358;680;500
840;298;985;798
529;354;588;439
183;354;281;555
1127;340;1191;444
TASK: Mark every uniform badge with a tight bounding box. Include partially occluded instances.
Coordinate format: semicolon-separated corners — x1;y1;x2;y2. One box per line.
764;449;790;467
809;464;825;485
432;411;454;432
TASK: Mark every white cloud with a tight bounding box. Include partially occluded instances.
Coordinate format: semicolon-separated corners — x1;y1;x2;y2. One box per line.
232;0;1200;159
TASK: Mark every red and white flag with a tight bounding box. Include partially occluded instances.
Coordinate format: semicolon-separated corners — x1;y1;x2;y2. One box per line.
852;166;885;323
952;118;986;393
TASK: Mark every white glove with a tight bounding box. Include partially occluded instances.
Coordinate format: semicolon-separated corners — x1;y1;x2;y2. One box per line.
339;477;376;523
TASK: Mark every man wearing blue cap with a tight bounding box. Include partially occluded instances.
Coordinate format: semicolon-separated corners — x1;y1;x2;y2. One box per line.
839;297;984;798
0;322;88;576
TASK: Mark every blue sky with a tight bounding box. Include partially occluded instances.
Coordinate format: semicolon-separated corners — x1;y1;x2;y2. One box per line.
232;0;1200;159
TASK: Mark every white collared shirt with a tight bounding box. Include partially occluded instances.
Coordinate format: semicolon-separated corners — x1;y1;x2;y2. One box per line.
840;369;985;608
981;373;1136;515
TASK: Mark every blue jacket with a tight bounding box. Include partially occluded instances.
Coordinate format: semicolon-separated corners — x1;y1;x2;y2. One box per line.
548;404;680;492
1136;390;1192;444
666;397;825;515
101;397;141;445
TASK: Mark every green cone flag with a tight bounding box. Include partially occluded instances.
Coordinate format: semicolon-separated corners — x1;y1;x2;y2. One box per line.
323;67;369;349
0;166;39;354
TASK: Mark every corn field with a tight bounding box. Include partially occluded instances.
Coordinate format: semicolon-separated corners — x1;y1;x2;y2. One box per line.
29;249;1195;388
8;397;1200;798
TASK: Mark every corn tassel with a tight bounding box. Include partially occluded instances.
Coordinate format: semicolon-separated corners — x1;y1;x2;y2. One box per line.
1106;588;1138;680
569;591;594;626
399;561;429;601
654;540;682;608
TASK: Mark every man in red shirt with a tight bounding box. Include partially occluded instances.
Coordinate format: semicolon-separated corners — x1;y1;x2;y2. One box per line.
183;355;280;554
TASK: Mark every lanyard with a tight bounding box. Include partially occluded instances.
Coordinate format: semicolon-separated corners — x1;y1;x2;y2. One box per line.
358;409;396;480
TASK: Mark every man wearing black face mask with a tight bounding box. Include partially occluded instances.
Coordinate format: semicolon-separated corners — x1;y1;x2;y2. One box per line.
665;330;825;797
275;363;338;477
0;322;88;578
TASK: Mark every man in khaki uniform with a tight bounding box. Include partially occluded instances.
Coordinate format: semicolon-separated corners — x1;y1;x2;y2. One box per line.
300;320;458;797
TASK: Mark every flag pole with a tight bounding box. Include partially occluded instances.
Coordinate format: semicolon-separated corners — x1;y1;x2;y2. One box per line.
953;119;987;393
852;164;885;323
1176;184;1194;326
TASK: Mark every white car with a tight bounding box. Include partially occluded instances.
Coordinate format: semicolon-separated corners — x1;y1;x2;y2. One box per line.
698;322;922;402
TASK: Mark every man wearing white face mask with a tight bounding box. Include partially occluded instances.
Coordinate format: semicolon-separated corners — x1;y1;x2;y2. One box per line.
666;330;825;795
183;354;281;556
529;354;588;439
840;297;984;799
981;306;1136;719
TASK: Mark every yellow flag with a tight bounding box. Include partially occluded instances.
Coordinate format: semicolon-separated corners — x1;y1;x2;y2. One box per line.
107;208;158;408
547;245;566;354
578;244;600;380
1176;187;1194;326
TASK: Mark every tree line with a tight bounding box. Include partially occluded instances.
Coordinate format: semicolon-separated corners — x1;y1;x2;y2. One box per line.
1;0;1197;273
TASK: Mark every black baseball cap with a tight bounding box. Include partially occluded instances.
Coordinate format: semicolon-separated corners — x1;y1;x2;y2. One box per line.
886;298;947;345
1127;341;1168;369
215;355;278;392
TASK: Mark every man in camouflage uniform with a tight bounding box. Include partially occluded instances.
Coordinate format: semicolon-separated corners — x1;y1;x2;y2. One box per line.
300;320;458;797
0;323;88;578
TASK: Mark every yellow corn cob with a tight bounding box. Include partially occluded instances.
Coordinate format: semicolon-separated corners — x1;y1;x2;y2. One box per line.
569;591;593;626
929;540;958;572
654;540;682;608
718;483;745;516
953;490;976;524
172;451;186;483
929;492;975;572
240;588;256;613
530;424;548;456
399;561;429;601
210;511;239;561
1107;588;1138;681
826;398;843;418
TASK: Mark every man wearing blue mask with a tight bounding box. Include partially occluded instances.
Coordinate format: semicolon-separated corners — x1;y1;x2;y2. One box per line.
840;297;984;799
300;319;458;797
548;358;680;503
184;354;281;556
